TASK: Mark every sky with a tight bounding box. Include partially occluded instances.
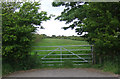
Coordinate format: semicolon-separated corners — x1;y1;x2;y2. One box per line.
36;0;79;36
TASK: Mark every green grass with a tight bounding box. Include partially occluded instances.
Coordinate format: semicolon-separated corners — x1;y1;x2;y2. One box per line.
32;38;90;52
31;38;91;56
31;38;92;68
33;38;89;46
31;38;91;55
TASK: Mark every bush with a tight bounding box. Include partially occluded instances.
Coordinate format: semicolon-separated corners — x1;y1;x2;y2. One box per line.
2;63;14;75
33;34;47;43
17;55;42;70
2;55;42;75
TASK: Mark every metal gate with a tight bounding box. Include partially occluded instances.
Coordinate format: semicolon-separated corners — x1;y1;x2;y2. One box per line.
33;45;93;66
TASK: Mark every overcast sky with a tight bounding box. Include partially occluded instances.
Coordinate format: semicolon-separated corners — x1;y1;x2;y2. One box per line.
36;0;79;36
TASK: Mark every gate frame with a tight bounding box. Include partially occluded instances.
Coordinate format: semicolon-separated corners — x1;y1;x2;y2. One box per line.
33;45;94;66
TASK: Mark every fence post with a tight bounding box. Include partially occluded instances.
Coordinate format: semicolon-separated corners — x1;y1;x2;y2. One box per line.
91;45;96;64
60;47;62;65
91;46;93;64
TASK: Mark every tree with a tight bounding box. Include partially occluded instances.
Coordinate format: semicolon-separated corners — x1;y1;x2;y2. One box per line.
52;35;56;38
2;2;51;64
52;2;120;63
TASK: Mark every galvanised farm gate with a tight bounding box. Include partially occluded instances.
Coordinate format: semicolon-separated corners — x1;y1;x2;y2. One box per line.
33;45;93;66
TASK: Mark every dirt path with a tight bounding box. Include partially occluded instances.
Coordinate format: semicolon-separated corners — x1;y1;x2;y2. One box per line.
6;68;118;77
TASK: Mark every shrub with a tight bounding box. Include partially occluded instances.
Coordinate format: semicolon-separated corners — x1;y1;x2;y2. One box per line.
2;55;42;75
2;63;14;75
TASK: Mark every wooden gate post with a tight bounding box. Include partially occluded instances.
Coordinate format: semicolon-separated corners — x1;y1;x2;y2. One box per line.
91;45;96;64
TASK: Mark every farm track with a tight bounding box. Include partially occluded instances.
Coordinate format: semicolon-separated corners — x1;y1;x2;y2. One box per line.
5;68;118;77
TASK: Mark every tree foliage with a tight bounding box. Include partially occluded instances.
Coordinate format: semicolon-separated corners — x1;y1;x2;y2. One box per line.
2;2;50;64
52;2;120;62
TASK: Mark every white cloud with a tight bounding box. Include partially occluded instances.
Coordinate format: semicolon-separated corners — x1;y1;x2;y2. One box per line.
36;0;79;36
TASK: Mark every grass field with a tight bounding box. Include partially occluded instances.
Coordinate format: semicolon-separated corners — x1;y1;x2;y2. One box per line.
32;38;91;50
33;38;89;46
31;38;92;67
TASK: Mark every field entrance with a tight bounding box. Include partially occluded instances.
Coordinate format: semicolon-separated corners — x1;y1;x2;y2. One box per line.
32;38;93;67
33;45;93;66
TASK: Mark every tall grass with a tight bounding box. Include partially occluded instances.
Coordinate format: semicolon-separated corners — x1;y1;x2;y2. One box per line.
103;61;119;74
